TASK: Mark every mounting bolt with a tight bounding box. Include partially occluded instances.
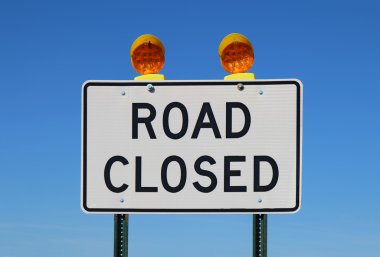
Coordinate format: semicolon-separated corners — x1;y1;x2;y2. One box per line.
237;83;244;91
147;84;155;92
258;198;262;203
120;198;124;203
121;91;126;96
259;90;264;95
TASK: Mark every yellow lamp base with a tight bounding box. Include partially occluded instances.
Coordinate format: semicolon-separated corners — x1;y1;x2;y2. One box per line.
134;74;165;81
224;73;255;80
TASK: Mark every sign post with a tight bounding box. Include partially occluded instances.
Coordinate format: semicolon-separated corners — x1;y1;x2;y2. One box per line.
114;214;128;257
253;214;267;257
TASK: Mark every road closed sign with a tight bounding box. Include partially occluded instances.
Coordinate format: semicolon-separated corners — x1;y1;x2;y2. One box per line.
82;80;302;213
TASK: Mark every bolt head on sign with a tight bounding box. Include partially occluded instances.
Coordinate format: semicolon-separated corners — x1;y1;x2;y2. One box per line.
81;80;302;213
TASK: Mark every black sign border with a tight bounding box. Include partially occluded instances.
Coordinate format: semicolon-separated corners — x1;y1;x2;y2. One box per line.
82;80;302;213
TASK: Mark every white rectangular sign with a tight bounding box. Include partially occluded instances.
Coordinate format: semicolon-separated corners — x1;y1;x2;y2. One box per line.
82;80;302;213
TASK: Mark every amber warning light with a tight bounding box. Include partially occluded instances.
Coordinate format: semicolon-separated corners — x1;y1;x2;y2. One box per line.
130;34;165;75
219;33;254;74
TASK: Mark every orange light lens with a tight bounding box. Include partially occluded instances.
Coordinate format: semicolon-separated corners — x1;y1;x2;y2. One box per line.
131;43;165;75
220;41;254;74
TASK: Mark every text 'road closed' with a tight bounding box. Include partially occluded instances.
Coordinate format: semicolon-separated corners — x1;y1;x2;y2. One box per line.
104;102;279;194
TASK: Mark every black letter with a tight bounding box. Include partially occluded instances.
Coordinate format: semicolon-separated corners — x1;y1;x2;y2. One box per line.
163;102;189;139
191;102;221;138
132;103;157;139
104;156;129;193
136;156;158;192
161;156;187;193
254;156;279;192
224;156;247;192
193;156;217;193
226;102;251;138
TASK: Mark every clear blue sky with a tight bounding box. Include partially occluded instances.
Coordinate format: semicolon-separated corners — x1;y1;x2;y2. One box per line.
1;0;379;256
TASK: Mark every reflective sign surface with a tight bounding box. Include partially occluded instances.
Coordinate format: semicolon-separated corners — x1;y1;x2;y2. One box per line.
82;80;302;213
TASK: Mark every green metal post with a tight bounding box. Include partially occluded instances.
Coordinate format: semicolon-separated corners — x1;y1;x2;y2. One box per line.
253;214;267;257
114;214;128;257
